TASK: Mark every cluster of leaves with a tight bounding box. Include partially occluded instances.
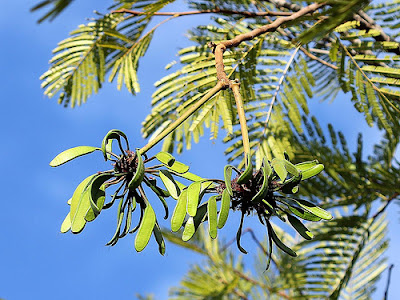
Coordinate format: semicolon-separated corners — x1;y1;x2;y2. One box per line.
51;129;332;261
50;129;203;254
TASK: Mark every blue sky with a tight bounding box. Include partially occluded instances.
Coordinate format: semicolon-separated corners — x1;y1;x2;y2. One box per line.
0;1;399;299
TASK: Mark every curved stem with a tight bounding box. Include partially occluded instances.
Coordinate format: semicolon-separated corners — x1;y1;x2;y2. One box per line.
139;82;225;155
231;82;251;161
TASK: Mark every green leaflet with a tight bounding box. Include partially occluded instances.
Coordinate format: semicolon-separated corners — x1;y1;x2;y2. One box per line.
167;161;190;174
301;164;324;180
283;159;300;176
135;203;156;252
224;165;233;196
70;174;96;233
144;178;169;219
271;158;287;182
182;216;195;241
50;146;98;167
252;160;269;202
86;173;113;217
155;151;175;167
267;222;297;257
187;181;202;217
106;198;125;246
288;205;322;222
176;171;203;182
85;187;106;222
295;160;319;171
236;212;247;254
159;169;180;199
128;150;145;189
237;153;253;184
60;212;71;233
153;222;165;255
171;189;187;232
207;195;218;239
217;190;230;229
101;129;129;160
292;198;332;220
287;214;313;240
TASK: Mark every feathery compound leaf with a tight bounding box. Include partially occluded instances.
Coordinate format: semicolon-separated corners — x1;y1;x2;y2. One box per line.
50;146;98;167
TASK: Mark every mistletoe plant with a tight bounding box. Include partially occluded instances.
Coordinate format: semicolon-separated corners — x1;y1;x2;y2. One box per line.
50;129;203;254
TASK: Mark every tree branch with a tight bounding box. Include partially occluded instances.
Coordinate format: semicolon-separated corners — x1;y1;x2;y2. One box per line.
212;3;324;88
112;7;292;17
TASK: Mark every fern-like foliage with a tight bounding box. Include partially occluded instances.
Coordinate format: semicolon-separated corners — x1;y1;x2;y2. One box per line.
31;0;74;23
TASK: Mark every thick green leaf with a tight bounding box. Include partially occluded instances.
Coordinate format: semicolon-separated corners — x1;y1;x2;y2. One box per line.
288;205;322;222
155;151;175;167
182;216;195;241
224;165;234;196
167;161;190;174
287;214;313;240
207;195;218;239
144;178;169;219
50;146;98;167
60;212;71;233
267;222;297;257
237;153;253;184
70;174;96;233
85;187;105;222
272;158;287;182
301;164;324;180
293;198;332;220
159;169;180;199
171;189;188;232
101;129;129;160
283;159;300;176
252;160;269;202
295;160;319;172
135;203;156;252
187;181;202;217
217;190;230;229
236;212;247;254
128;150;145;189
153;222;165;255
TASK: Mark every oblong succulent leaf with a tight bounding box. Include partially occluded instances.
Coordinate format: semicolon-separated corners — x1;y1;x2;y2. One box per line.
86;173;113;217
291;198;332;220
135;203;156;252
144;178;169;219
60;212;71;233
70;174;96;233
267;222;297;257
153;221;166;255
128;150;145;190
85;187;106;222
217;190;230;229
252;160;270;202
155;151;175;167
287;214;313;240
237;153;253;184
106;198;125;246
283;159;300;176
272;158;287;182
101;129;129;160
224;165;234;196
301;164;324;180
171;189;188;232
236;212;248;254
182;216;195;241
167;161;190;174
207;195;218;239
187;181;202;217
50;146;98;167
288;205;322;222
295;160;319;171
159;170;180;199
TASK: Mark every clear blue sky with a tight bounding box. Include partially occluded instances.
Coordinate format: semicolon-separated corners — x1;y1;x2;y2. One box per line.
0;1;398;299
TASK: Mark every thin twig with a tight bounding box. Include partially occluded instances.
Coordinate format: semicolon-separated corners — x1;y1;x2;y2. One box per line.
384;264;394;300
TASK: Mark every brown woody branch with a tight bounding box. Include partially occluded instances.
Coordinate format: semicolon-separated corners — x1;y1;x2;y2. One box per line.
212;3;325;88
112;7;292;17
